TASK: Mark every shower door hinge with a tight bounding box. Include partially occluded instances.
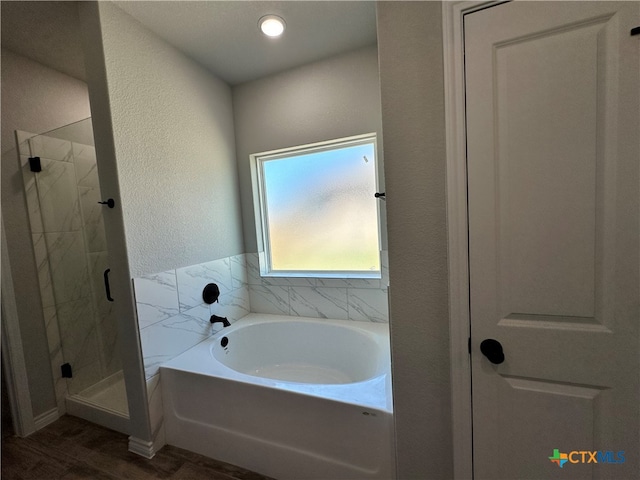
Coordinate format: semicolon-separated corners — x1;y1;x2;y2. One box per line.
29;156;42;172
61;363;73;378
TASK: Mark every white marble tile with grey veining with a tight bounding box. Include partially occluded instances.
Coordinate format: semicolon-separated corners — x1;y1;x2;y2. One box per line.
203;257;234;293
175;264;210;311
72;143;96;161
140;353;167;381
67;359;103;395
347;288;389;323
42;304;67;413
73;145;100;189
262;275;317;287
176;259;232;311
230;254;248;289
146;374;165;445
316;276;381;289
103;344;123;378
96;307;122;377
36;158;82;233
140;306;213;379
87;252;112;318
56;298;99;364
289;286;349;320
246;253;262;285
43;305;62;364
78;186;107;252
315;277;349;288
78;186;103;225
210;286;250;323
248;285;290;315
133;271;180;329
20;156;45;234
83;220;107;253
58;302;104;395
29;135;73;162
45;232;92;303
32;233;56;308
104;347;123;378
167;304;211;333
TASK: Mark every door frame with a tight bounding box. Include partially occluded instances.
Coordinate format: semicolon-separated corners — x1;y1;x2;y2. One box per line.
1;213;36;437
442;2;505;478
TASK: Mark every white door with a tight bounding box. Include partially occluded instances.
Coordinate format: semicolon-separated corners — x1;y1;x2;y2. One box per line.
465;2;639;479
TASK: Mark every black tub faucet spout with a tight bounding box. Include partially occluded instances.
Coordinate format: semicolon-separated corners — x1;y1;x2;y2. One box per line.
210;314;230;328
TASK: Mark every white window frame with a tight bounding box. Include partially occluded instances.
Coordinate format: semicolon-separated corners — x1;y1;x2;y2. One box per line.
250;132;382;279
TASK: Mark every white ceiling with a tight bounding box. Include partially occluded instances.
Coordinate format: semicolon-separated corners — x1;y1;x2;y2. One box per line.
115;1;377;85
1;1;87;81
1;1;377;86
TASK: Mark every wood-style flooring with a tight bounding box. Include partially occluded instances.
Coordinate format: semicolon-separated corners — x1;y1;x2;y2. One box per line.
1;415;276;480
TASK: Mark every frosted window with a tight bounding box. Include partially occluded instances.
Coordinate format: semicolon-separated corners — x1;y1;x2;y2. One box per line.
255;135;381;276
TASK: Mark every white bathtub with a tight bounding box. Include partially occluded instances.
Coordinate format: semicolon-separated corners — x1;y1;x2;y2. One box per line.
160;313;395;480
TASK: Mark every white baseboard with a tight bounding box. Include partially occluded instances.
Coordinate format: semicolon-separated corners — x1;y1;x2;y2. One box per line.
33;408;60;431
128;436;156;459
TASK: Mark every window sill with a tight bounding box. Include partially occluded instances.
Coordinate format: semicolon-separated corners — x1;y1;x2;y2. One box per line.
261;271;382;281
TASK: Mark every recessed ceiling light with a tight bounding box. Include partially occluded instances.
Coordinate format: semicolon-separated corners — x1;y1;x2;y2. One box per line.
259;15;285;37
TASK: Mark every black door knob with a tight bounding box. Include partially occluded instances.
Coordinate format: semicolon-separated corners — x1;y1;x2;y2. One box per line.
98;198;115;208
480;338;505;364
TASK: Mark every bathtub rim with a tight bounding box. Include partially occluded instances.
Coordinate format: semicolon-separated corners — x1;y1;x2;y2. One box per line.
160;313;393;413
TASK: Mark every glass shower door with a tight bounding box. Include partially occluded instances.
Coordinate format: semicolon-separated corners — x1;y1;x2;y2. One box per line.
16;118;127;416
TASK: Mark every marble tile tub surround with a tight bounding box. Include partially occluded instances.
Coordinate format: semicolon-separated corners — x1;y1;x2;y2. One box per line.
134;251;388;452
133;254;251;380
246;251;390;323
134;251;389;380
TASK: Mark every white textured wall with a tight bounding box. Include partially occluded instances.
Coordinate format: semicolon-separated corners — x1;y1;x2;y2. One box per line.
1;48;92;417
377;2;453;478
45;119;94;146
232;46;385;253
1;49;91;154
95;2;244;278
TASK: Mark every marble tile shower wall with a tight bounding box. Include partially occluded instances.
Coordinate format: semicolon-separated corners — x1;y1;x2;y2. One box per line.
17;131;121;411
134;251;389;382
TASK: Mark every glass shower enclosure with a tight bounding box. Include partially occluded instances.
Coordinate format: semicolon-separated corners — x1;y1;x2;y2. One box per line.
14;118;128;429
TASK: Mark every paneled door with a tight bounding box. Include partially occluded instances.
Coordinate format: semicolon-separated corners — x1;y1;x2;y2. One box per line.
465;2;639;478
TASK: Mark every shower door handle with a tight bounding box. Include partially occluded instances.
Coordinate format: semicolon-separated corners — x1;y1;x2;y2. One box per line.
104;269;114;302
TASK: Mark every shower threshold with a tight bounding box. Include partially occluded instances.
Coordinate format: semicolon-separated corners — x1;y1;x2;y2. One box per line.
66;371;130;435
